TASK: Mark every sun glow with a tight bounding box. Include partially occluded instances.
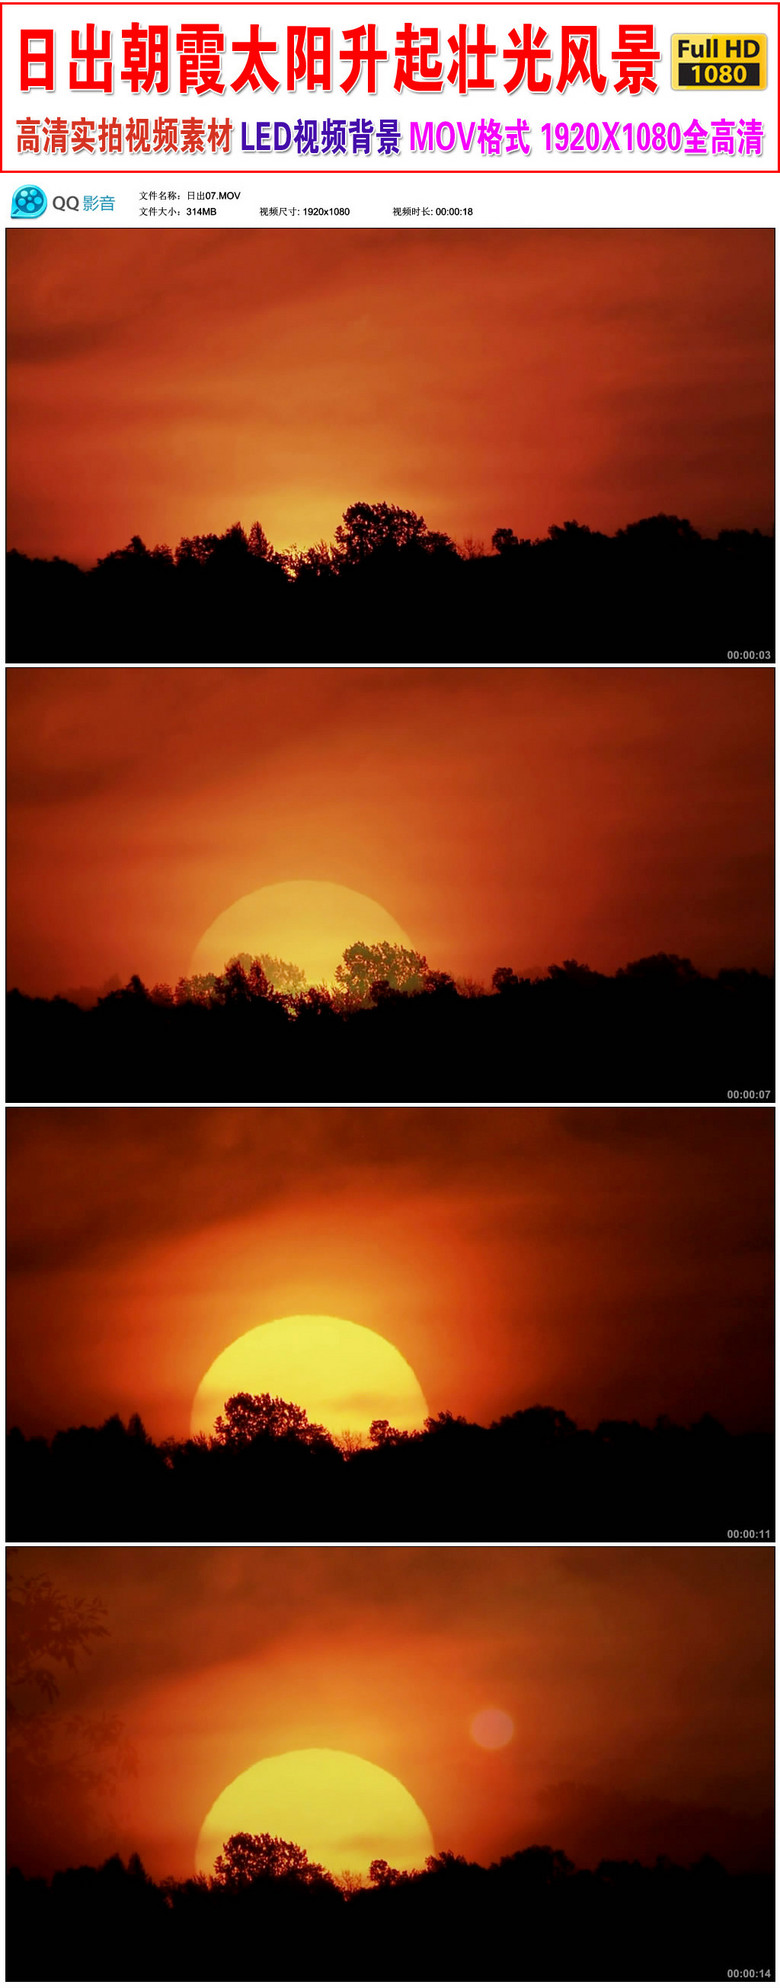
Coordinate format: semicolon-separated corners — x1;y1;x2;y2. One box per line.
195;1748;435;1880
191;1313;429;1441
191;880;413;987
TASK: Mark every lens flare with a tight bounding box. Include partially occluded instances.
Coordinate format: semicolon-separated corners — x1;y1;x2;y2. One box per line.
470;1709;514;1749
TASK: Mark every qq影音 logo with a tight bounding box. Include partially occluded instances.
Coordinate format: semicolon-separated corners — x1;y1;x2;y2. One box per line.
11;185;47;218
672;33;767;87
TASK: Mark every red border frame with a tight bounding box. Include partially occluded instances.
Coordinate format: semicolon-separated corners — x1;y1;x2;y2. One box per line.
1;0;777;173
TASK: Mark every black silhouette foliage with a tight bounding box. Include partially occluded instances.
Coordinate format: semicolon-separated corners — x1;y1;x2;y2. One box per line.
6;947;773;1103
212;1833;330;1889
7;1565;135;1881
7;1569;108;1711
212;1393;333;1450
7;505;773;663
6;1840;773;1981
7;1398;772;1545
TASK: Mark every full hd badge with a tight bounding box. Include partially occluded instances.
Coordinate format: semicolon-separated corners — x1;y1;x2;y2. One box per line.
672;33;767;87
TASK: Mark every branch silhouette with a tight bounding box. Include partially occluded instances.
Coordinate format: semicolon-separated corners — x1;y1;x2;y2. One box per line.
7;1564;136;1879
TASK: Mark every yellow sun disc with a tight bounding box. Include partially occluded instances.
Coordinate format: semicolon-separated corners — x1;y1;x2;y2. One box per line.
191;1312;429;1441
191;880;413;987
196;1748;435;1880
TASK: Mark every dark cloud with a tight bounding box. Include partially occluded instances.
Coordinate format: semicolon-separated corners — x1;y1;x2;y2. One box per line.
534;1783;773;1873
6;318;131;366
7;761;135;807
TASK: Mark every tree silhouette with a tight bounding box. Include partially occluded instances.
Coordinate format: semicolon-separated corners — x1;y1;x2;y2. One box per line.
247;521;280;564
7;504;773;664
173;971;219;1005
333;501;454;565
7;1563;109;1717
287;539;339;582
212;1392;335;1451
491;966;525;993
369;1858;410;1886
618;512;699;547
170;956;306;1006
616;952;701;982
369;1419;407;1448
233;952;307;995
8;1842;771;1981
548;519;594;543
334;941;429;1004
7;1561;135;1872
213;1833;329;1888
7;1399;772;1545
6;947;773;1106
547;958;600;982
212;957;273;1004
491;526;522;554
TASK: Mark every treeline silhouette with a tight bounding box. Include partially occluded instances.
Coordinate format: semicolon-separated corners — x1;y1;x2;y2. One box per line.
7;1838;773;1981
6;948;774;1102
7;502;774;662
8;1395;773;1543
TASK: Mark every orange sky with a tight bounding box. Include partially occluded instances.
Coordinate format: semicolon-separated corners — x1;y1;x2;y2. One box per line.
8;1545;774;1882
7;230;773;565
7;1108;773;1438
6;667;774;994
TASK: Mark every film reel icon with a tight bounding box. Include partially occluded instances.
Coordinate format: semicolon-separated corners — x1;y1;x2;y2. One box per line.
11;185;48;218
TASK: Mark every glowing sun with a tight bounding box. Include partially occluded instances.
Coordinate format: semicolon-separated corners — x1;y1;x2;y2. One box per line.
196;1748;435;1879
191;1313;429;1441
192;880;413;987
